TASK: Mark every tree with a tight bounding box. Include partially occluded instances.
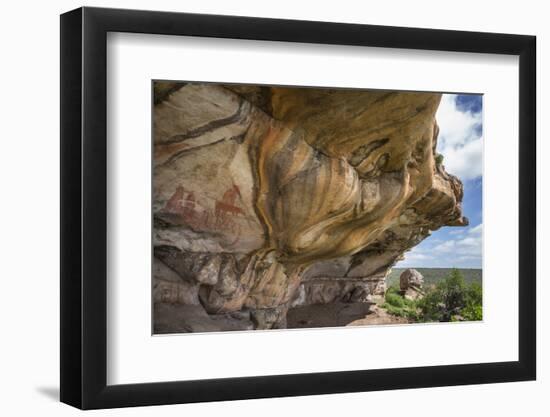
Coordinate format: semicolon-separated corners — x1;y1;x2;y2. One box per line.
418;268;468;322
462;282;483;321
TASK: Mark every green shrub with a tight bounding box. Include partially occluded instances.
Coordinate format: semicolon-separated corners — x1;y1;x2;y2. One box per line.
381;286;421;320
462;304;483;321
462;282;483;320
385;291;405;308
466;282;483;305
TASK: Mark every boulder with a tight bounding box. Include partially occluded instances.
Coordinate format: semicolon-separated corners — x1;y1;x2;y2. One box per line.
399;268;425;291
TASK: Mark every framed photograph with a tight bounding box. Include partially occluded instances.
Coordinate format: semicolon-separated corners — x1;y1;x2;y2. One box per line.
60;6;536;409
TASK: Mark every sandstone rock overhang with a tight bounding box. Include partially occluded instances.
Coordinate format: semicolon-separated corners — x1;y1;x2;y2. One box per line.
152;82;468;331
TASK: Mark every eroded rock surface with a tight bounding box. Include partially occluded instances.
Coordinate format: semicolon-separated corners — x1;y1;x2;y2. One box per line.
400;268;424;291
153;82;467;332
399;268;425;300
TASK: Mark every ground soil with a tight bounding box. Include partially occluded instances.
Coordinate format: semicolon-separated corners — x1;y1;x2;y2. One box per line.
287;302;409;328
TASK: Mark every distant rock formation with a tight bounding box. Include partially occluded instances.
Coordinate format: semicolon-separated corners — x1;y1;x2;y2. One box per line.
152;82;467;332
399;268;425;300
400;268;424;290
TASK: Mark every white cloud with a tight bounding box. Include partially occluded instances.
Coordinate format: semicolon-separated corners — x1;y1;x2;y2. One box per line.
402;252;430;261
397;223;483;268
431;225;482;257
440;139;483;181
436;94;483;181
434;238;480;256
468;223;483;236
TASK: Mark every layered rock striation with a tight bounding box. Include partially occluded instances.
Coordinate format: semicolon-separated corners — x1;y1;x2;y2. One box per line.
153;82;467;332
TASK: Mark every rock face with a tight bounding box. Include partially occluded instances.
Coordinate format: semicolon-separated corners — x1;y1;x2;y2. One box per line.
152;82;467;332
399;268;425;301
399;268;424;291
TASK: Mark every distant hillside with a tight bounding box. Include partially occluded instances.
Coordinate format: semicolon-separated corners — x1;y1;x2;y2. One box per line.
386;268;482;288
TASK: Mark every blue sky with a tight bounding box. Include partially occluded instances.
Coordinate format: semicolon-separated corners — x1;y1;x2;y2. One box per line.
395;94;483;269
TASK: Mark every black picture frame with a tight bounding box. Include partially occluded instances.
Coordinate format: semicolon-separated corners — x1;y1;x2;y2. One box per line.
60;6;536;410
